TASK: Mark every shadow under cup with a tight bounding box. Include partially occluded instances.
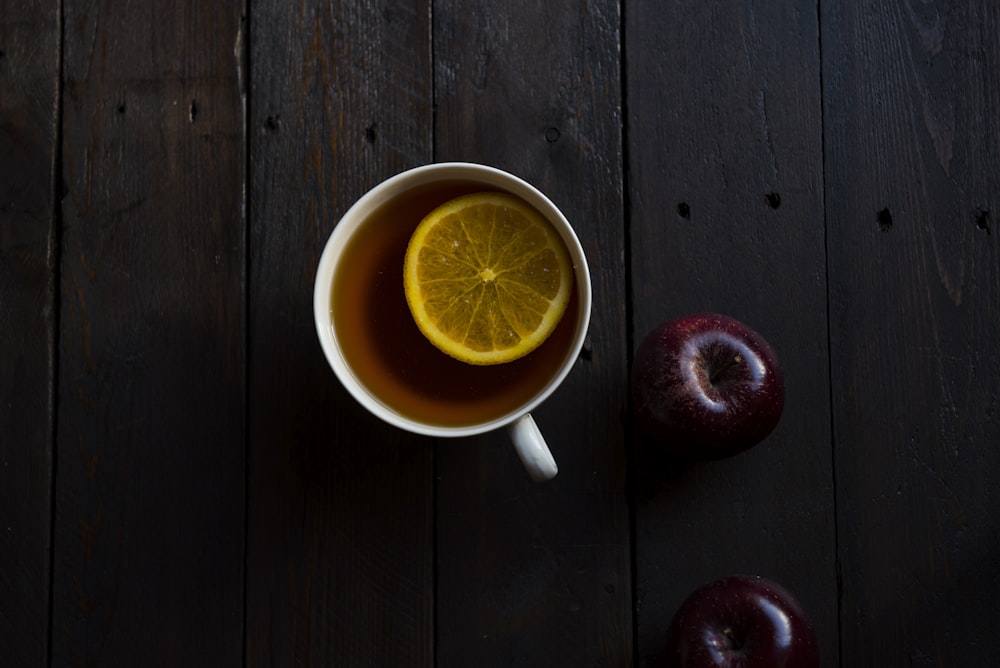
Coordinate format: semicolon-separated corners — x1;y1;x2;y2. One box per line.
314;163;591;437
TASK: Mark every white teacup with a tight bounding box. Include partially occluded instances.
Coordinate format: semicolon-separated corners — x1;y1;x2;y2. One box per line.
313;163;592;481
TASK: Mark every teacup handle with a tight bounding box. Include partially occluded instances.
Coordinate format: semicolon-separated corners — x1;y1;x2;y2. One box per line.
507;414;558;481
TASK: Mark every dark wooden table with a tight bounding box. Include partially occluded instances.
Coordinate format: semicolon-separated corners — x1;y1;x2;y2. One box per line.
3;1;998;666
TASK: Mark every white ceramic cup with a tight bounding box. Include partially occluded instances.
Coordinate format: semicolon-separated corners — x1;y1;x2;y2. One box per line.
313;163;592;481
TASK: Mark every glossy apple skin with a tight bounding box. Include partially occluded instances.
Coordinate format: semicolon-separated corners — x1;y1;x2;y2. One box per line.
631;313;784;459
664;575;819;668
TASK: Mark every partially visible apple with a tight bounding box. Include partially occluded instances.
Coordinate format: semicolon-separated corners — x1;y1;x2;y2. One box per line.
631;313;784;459
664;575;819;668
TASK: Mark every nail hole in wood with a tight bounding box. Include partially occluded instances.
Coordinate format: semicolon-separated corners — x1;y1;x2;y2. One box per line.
265;115;279;131
365;123;377;143
765;192;781;209
677;202;690;219
877;207;893;231
976;209;991;235
545;127;560;143
117;103;126;114
189;99;198;123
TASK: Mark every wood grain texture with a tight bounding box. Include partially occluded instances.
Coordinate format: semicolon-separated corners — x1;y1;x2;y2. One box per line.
2;1;997;665
432;1;632;665
823;1;1000;664
0;1;58;665
52;1;246;664
626;1;838;664
245;1;434;665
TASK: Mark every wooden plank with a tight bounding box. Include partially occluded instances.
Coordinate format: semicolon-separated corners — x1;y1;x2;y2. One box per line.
823;1;1000;664
626;1;838;665
432;2;632;665
244;1;435;665
0;1;58;665
52;1;246;664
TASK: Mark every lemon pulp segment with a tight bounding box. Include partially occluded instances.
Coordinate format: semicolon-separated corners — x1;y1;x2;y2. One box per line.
403;192;574;365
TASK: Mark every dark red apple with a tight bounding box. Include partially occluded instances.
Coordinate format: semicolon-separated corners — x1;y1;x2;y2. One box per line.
631;313;784;459
664;575;819;668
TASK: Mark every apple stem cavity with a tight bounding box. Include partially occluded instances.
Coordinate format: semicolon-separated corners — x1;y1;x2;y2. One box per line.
631;313;786;460
709;354;743;385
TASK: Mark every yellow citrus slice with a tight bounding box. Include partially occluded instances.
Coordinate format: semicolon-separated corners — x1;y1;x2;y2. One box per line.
403;191;574;365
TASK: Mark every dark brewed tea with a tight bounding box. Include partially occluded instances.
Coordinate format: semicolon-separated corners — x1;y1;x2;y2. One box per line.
330;179;578;428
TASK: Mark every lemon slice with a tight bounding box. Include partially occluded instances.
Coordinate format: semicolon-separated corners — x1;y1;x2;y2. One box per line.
403;192;574;365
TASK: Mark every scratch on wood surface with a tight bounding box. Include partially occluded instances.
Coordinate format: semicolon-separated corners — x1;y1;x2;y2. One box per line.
920;93;954;176
233;13;245;100
931;233;964;306
898;0;954;175
905;435;961;510
758;89;779;181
